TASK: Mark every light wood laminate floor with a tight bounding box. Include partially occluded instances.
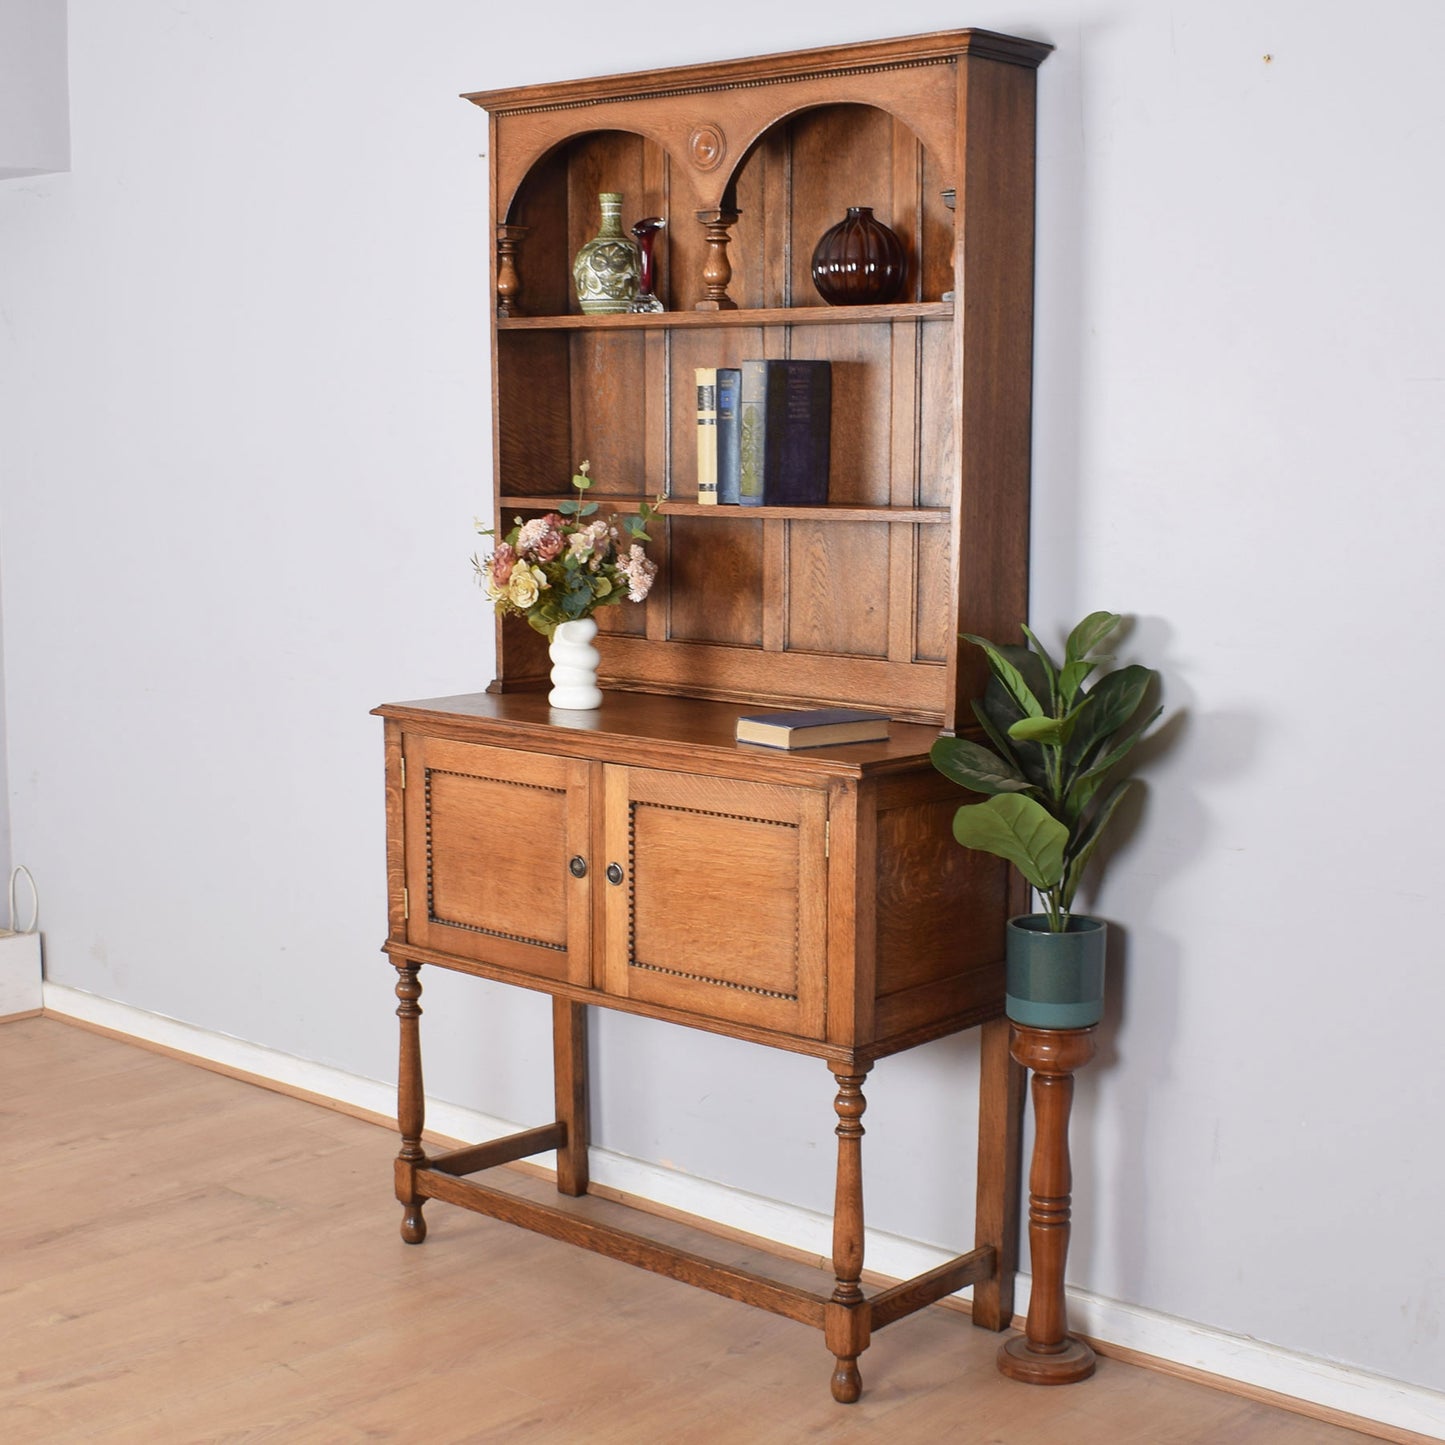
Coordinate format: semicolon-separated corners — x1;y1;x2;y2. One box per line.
0;1017;1392;1443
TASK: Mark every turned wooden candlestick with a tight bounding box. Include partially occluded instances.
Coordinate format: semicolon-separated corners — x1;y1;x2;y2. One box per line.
997;1023;1098;1385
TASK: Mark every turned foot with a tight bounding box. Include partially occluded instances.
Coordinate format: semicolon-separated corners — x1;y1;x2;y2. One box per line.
998;1332;1095;1384
830;1355;862;1403
400;1202;427;1244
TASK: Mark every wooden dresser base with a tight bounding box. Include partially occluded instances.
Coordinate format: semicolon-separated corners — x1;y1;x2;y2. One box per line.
392;964;1022;1403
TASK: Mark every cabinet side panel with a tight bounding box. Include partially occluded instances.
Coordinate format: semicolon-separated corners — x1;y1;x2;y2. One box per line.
949;57;1037;723
873;783;1007;1025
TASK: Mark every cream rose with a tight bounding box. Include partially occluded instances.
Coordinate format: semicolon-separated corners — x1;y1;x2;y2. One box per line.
507;565;545;610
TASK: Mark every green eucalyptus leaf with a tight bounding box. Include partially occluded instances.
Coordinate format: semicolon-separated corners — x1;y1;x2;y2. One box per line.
579;501;599;517
931;737;1033;796
1065;611;1120;664
951;794;1067;892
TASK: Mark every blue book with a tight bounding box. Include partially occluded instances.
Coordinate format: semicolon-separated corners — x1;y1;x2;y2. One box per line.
716;367;742;504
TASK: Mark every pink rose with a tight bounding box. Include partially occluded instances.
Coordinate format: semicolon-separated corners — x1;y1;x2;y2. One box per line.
490;543;515;587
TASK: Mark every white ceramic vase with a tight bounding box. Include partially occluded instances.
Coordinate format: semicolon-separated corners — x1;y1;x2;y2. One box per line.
548;618;602;710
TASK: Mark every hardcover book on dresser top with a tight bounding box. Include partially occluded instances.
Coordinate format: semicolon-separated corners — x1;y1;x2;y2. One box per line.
374;26;1051;1405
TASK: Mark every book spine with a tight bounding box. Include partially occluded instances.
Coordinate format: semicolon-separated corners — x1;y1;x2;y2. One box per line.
737;360;768;505
695;367;718;504
716;367;741;505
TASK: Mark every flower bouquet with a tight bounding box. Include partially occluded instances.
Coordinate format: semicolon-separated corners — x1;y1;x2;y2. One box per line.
473;462;662;637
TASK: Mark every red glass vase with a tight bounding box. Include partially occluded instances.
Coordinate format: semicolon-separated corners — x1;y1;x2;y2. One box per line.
810;206;906;306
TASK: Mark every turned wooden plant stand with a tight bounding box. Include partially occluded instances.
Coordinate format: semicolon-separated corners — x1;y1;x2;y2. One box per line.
997;1023;1098;1384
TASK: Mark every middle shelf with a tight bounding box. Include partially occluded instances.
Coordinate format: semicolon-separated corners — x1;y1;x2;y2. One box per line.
496;495;950;524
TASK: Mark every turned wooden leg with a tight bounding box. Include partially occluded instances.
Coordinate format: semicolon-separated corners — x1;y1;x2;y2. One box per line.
825;1064;871;1403
552;999;590;1197
972;1014;1026;1331
997;1024;1098;1384
393;962;428;1244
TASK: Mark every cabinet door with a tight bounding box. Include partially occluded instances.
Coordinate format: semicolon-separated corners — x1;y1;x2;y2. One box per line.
601;766;828;1039
402;735;592;985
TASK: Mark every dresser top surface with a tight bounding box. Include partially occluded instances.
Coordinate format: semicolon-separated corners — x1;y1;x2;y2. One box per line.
374;689;945;778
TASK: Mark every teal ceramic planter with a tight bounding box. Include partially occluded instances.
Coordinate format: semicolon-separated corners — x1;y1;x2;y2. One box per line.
1005;915;1107;1029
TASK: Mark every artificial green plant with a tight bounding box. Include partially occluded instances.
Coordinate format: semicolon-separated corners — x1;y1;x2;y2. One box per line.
930;611;1161;932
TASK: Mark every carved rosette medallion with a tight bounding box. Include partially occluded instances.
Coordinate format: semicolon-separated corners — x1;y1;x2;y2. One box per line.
689;123;727;172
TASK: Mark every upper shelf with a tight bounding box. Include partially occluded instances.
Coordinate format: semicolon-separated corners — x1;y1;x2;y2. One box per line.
497;302;953;332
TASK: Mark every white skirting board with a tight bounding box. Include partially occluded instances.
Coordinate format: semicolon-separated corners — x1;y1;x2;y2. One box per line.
40;982;1445;1442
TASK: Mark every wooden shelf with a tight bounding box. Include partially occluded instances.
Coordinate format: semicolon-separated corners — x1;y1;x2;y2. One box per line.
497;302;953;332
497;496;951;524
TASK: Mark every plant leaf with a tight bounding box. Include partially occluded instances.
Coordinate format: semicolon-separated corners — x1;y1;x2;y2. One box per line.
1064;705;1160;822
1019;625;1059;712
1065;665;1157;770
931;737;1034;795
1062;778;1135;910
1008;716;1067;745
1065;611;1120;664
962;634;1045;719
971;697;1022;769
951;794;1067;892
1058;655;1108;708
979;678;1047;790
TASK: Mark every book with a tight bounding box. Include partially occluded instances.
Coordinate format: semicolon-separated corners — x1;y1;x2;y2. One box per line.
716;367;742;504
735;707;890;749
695;366;719;504
738;360;832;507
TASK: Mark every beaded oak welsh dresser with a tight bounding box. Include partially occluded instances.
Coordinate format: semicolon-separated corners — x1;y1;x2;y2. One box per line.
374;27;1051;1402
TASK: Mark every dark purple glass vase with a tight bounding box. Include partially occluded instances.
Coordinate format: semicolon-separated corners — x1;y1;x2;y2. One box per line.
810;206;906;306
